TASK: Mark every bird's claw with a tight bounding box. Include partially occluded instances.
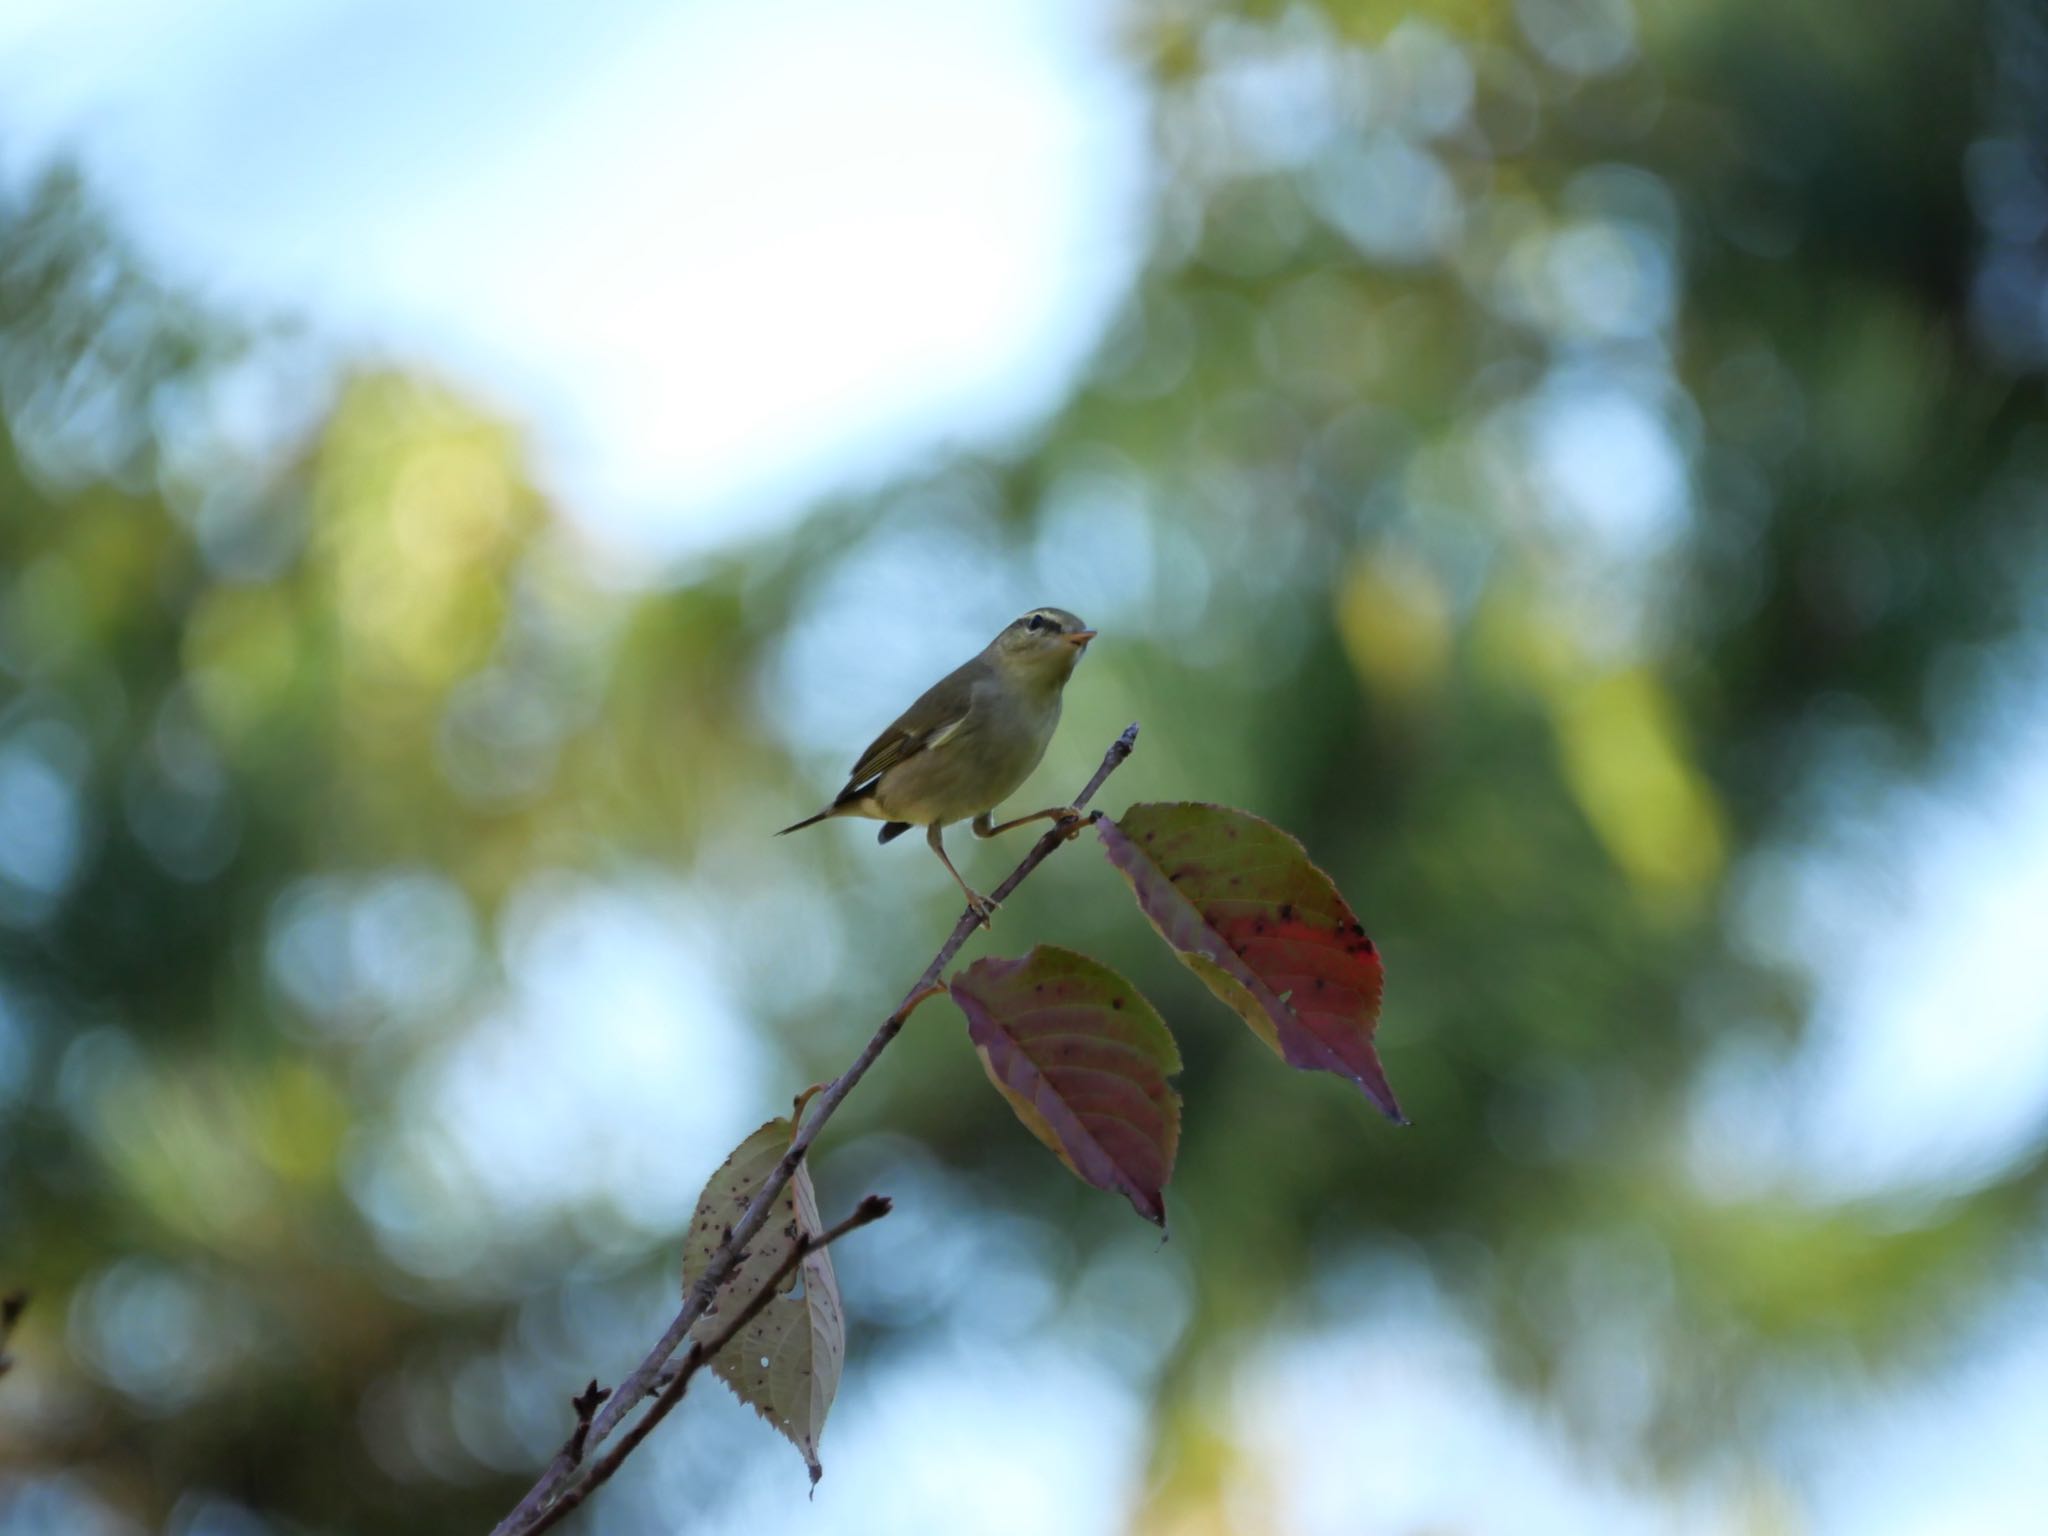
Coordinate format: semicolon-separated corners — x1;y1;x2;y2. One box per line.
967;893;998;929
1054;807;1088;841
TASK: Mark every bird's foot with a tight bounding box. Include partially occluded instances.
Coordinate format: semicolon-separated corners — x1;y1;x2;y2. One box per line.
1053;807;1090;841
966;891;999;929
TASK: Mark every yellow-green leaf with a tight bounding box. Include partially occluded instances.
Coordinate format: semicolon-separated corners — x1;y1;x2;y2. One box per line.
681;1115;844;1486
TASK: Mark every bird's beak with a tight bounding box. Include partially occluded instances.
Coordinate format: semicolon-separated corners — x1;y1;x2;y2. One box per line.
1065;629;1098;648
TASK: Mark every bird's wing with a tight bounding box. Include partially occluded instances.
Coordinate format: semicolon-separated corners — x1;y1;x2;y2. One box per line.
836;658;982;801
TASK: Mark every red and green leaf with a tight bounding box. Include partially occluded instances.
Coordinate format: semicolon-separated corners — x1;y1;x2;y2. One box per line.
950;946;1182;1226
681;1112;845;1486
1097;802;1403;1123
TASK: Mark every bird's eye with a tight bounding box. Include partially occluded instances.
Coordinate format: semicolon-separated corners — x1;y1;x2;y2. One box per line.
1026;614;1049;633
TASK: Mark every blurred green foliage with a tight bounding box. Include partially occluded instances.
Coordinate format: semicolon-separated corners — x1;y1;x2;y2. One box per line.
4;1;2047;1532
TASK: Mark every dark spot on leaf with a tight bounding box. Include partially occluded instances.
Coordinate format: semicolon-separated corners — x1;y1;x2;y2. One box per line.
1111;998;1123;1009
1279;903;1294;921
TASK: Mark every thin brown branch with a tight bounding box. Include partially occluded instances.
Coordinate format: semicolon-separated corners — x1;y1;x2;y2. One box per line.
489;724;1137;1536
523;1196;893;1536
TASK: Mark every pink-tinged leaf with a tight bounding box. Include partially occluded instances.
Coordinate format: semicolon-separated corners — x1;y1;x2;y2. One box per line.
950;946;1182;1226
1097;802;1404;1123
681;1115;844;1487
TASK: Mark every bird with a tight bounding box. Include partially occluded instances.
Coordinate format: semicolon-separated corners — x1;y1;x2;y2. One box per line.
778;607;1098;925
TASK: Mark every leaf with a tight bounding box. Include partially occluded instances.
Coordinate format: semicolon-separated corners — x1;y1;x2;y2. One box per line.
950;945;1182;1226
1097;802;1404;1123
681;1116;845;1486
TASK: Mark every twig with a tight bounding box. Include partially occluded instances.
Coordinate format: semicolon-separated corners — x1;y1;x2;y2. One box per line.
523;1196;893;1536
489;724;1139;1536
0;1290;25;1381
563;1381;609;1464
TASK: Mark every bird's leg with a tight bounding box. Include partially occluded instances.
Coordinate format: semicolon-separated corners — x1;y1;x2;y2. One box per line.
971;806;1089;842
926;823;996;928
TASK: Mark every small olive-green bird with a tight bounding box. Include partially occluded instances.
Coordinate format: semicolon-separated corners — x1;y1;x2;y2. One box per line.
778;607;1097;924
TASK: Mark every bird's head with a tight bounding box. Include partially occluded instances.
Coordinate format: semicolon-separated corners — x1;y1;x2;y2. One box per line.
989;606;1095;688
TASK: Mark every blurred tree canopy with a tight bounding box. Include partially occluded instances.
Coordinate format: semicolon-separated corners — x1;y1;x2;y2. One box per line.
4;0;2047;1532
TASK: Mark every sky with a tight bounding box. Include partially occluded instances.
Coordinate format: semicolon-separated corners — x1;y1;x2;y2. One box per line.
0;0;1150;565
3;2;2047;1532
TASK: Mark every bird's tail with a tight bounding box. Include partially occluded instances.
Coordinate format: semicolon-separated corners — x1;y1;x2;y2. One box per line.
777;808;835;836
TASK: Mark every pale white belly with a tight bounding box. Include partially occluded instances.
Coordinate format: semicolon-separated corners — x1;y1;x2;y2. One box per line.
873;693;1059;827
